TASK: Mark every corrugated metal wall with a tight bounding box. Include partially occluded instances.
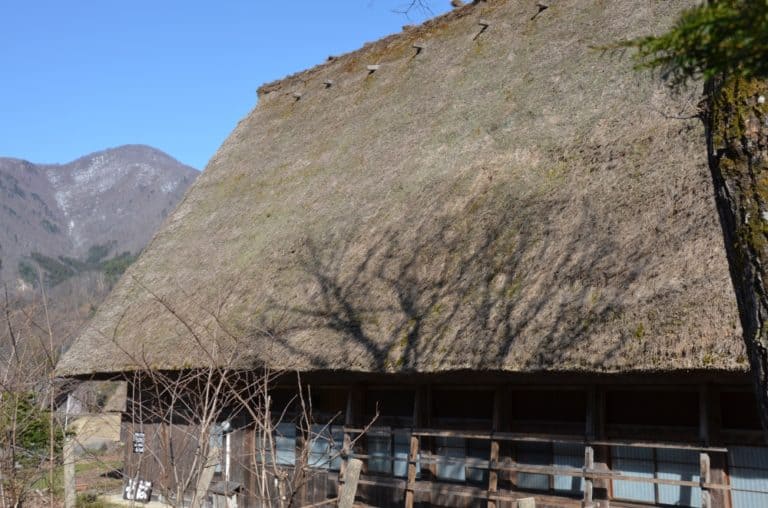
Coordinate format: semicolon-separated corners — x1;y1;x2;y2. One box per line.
729;446;768;508
656;448;701;507
611;446;701;507
553;443;584;494
612;446;655;504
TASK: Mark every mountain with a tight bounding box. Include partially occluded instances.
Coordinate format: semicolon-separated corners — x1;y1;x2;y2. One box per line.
0;145;197;291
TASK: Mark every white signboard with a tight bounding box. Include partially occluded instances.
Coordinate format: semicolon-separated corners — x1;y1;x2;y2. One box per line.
124;478;152;503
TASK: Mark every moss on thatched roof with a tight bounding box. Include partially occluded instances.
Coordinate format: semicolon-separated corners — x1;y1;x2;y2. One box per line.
56;0;745;377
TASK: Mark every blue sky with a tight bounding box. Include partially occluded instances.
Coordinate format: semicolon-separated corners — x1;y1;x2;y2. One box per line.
0;1;450;170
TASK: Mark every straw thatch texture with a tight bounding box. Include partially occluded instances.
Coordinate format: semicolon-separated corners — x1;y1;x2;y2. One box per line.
57;0;745;377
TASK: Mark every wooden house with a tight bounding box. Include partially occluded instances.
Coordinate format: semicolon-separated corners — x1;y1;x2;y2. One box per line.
56;0;768;506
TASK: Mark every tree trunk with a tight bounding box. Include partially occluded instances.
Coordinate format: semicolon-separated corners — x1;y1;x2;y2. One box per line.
705;75;768;434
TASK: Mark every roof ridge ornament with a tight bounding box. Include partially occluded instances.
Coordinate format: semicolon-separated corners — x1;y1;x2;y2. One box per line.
531;1;550;20
474;19;490;40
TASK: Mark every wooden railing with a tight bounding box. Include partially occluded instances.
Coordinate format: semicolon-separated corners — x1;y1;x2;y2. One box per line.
340;427;733;508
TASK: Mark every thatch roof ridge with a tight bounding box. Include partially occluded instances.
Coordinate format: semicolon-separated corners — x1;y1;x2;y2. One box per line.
56;0;746;378
256;1;479;98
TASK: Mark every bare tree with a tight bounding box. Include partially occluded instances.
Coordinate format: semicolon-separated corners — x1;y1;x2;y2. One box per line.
108;277;376;508
0;280;64;508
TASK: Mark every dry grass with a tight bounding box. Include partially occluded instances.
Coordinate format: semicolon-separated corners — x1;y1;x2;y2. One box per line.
58;0;744;378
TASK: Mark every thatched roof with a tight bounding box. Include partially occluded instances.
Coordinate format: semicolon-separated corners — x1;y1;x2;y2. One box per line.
56;0;746;378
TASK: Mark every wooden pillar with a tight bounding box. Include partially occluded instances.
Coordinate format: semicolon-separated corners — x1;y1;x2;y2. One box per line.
582;446;595;508
413;386;424;427
700;452;712;508
488;387;503;508
404;435;420;508
709;386;723;445
422;385;436;482
586;385;597;440
591;387;611;506
405;387;425;508
340;386;362;490
701;385;728;508
488;440;500;507
700;384;711;446
339;459;363;508
707;450;729;508
63;437;76;508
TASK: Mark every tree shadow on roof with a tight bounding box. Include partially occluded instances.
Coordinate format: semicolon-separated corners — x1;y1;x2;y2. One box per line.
257;184;660;373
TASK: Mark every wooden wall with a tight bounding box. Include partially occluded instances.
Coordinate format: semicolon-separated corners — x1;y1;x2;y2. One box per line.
120;371;762;508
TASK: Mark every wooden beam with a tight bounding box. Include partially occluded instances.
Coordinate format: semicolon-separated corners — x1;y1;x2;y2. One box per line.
404;428;729;452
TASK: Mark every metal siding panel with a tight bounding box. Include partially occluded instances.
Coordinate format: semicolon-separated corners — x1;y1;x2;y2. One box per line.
729;446;768;508
393;433;410;478
730;467;768;493
517;472;550;491
730;447;768;470
308;424;330;468
612;447;655;504
613;446;654;461
553;443;584;493
656;463;701;507
275;422;296;466
467;439;489;484
656;449;700;507
731;491;768;508
368;433;391;474
330;428;343;471
436;437;466;482
656;448;699;464
517;443;550;491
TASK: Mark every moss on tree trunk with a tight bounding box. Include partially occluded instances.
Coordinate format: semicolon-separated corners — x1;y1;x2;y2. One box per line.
706;76;768;434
